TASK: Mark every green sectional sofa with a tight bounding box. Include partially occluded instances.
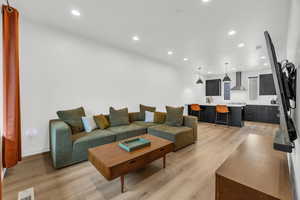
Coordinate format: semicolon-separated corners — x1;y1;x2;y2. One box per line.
49;112;197;169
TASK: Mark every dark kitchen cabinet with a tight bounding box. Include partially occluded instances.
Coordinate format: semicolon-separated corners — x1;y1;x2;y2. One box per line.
188;105;244;127
259;74;276;95
206;79;221;96
245;105;279;124
201;106;216;123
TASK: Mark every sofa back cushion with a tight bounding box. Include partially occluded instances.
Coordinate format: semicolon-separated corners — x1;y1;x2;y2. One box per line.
154;112;166;124
165;106;184;127
140;104;156;121
57;107;86;134
94;114;110;129
129;112;141;122
109;107;130;127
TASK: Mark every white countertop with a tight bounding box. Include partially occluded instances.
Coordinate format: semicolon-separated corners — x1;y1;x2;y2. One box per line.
185;103;278;107
200;103;246;107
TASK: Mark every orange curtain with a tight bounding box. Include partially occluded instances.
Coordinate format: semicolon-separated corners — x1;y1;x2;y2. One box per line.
2;5;21;168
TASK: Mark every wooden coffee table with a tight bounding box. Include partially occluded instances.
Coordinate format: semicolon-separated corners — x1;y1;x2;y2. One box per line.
88;134;174;193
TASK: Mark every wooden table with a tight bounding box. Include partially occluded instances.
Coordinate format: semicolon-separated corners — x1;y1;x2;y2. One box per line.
88;134;174;193
216;134;292;200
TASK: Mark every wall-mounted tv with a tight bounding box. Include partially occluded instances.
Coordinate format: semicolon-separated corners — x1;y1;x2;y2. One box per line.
264;31;297;153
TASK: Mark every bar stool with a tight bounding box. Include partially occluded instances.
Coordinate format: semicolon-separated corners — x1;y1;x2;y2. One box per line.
215;105;230;126
191;104;202;121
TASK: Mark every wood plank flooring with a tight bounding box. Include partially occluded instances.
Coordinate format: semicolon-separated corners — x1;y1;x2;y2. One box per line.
3;122;279;200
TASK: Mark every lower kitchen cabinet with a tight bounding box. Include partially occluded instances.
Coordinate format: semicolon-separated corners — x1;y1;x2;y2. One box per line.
188;105;244;127
244;105;279;124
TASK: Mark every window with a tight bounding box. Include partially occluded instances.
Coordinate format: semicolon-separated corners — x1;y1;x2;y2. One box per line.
224;82;231;100
249;77;258;100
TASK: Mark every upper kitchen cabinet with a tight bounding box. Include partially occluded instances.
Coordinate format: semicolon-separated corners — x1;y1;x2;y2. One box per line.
259;74;276;95
206;79;221;96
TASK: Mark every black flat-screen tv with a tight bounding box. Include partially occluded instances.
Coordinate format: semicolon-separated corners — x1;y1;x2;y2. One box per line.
264;31;297;152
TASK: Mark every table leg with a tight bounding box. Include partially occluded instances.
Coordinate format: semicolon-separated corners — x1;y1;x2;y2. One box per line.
120;175;125;193
163;155;166;168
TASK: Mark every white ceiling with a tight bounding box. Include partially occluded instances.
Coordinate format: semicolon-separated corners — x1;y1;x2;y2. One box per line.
14;0;291;74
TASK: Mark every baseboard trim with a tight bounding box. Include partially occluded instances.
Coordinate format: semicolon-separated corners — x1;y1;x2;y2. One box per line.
22;148;50;159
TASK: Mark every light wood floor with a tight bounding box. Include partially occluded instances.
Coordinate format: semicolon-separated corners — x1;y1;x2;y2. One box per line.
4;122;279;200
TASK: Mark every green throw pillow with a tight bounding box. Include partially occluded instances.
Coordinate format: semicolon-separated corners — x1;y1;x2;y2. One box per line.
140;104;156;121
165;106;184;127
109;107;130;127
57;107;86;134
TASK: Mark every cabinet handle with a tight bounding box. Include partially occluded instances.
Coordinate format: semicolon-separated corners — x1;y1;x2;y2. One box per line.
160;148;165;152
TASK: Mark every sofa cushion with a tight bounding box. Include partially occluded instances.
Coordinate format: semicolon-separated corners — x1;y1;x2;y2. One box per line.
129;112;141;122
72;129;116;162
72;129;115;145
94;114;110;129
107;124;147;141
109;107;130;127
148;124;194;150
165;106;184;127
132;121;159;128
71;132;87;142
57;107;86;134
140;104;156;121
154;112;166;124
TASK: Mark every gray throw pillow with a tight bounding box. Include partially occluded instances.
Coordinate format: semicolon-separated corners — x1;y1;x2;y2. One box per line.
165;106;184;127
140;104;156;121
57;107;86;134
109;107;130;126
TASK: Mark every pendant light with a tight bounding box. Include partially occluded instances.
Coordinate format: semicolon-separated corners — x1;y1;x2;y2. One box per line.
196;67;203;84
223;62;231;82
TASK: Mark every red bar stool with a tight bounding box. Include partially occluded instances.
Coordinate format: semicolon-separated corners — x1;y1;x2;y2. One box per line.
191;104;202;121
215;105;230;126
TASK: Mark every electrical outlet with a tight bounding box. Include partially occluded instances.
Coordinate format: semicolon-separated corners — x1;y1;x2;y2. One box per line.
18;187;34;200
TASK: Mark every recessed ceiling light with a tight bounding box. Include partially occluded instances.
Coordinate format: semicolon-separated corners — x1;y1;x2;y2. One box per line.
228;30;236;36
183;58;189;61
263;63;268;66
71;9;81;16
132;35;140;41
207;71;212;74
167;51;174;55
232;67;236;70
202;0;211;3
260;56;266;59
237;43;245;48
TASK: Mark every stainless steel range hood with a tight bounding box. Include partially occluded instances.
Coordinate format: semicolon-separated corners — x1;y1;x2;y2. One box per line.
231;72;246;91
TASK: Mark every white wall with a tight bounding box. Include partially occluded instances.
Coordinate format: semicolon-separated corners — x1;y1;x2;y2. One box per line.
11;19;204;156
205;69;276;105
287;0;300;199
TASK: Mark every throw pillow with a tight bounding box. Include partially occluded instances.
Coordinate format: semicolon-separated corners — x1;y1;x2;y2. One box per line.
154;112;166;124
82;116;98;133
57;107;86;134
145;111;154;122
140;104;156;121
94;114;110;129
129;112;141;122
109;107;130;127
165;106;184;127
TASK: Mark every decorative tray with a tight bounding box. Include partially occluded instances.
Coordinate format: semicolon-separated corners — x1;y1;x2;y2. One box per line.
118;138;151;152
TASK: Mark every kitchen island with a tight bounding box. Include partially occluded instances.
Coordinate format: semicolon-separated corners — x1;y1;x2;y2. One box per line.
188;104;245;127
